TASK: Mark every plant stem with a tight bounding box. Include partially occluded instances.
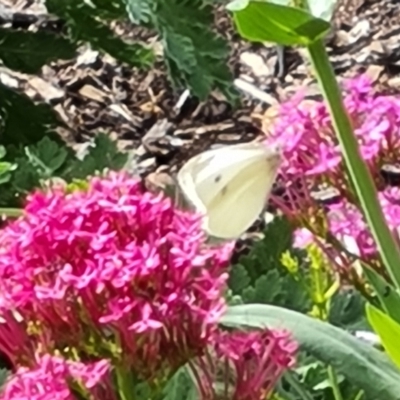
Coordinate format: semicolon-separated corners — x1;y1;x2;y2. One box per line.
353;389;365;400
327;365;344;400
307;39;400;290
0;208;23;218
283;371;314;400
115;366;135;400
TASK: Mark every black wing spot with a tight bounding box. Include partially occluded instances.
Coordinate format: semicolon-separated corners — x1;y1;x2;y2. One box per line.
221;185;228;196
214;175;221;183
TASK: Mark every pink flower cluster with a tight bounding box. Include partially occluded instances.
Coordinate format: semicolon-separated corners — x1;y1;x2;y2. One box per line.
0;171;297;399
267;75;400;182
327;187;400;259
192;329;297;400
0;172;233;376
265;75;400;267
0;354;112;400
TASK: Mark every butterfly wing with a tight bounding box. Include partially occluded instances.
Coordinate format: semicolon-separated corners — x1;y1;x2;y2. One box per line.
178;143;272;206
205;151;281;239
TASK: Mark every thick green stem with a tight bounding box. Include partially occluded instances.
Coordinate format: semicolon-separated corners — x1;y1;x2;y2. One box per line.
327;365;344;400
283;371;314;400
0;208;23;218
307;39;400;289
115;366;135;400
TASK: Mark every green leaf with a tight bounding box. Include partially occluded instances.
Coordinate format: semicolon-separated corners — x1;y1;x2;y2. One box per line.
228;264;251;294
46;0;154;68
124;0;237;102
362;264;400;324
163;366;198;400
89;0;127;20
0;368;9;389
125;0;155;23
0;146;16;185
0;27;76;74
228;217;311;312
8;155;41;197
366;303;400;371
221;304;400;398
329;288;369;331
0;83;64;146
62;133;128;180
229;1;331;46
25;137;69;178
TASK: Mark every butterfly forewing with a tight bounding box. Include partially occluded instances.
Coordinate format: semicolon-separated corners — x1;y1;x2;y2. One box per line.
177;141;282;240
206;153;280;239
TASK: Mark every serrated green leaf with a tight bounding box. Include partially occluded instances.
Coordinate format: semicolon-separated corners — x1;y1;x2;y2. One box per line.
229;217;311;312
228;264;251;294
221;304;400;399
9;156;41;196
163;366;198;400
0;83;64;146
124;0;237;101
252;271;282;303
329;288;369;331
46;0;154;68
0;27;76;74
125;0;155;23
25;137;69;178
62;133;128;180
230;1;331;46
163;31;197;74
366;303;400;371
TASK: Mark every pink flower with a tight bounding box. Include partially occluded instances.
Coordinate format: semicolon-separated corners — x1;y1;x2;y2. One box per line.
0;354;112;400
191;329;297;400
265;74;400;188
324;188;400;260
0;171;233;378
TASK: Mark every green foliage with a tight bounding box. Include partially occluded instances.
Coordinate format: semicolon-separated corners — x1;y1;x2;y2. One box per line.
45;0;154;68
0;0;238;210
63;134;128;180
227;0;330;46
0;0;145;208
329;288;369;331
228;217;374;399
0;146;16;185
124;0;237;101
0;27;76;74
222;304;400;399
0;134;128;207
163;367;197;400
0;83;64;147
228;216;311;312
0;368;9;390
367;303;400;370
362;264;400;324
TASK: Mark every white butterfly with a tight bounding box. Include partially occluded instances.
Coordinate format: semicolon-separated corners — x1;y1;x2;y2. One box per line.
177;141;282;240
